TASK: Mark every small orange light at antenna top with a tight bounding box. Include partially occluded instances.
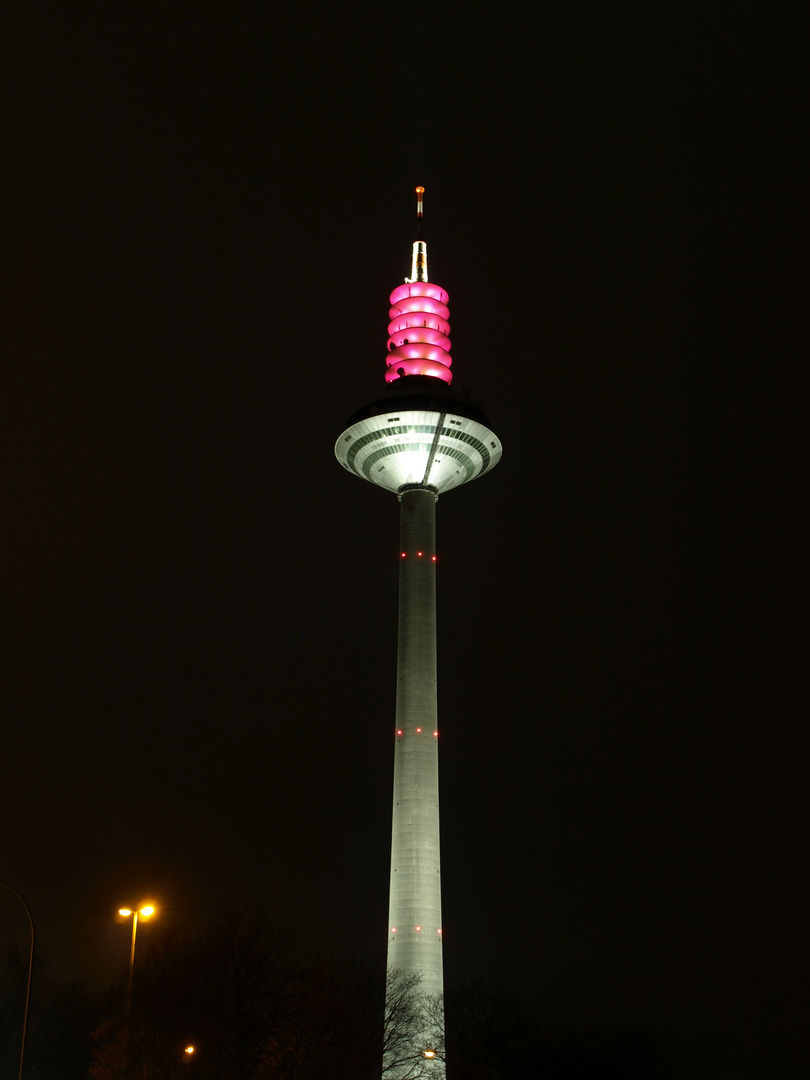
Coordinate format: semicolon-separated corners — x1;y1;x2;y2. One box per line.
415;186;425;196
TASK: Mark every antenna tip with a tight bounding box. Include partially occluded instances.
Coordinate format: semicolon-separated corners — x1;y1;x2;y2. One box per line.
415;186;425;196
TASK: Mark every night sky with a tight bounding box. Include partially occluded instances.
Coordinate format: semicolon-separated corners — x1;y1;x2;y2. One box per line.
3;5;806;1077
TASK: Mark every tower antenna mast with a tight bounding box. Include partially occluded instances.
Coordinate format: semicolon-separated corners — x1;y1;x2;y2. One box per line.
408;186;428;284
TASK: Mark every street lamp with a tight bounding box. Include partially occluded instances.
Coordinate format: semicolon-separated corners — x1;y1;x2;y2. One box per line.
118;905;156;1052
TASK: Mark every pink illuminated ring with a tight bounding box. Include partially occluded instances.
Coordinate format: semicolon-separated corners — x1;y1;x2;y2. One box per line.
389;282;449;306
385;359;452;383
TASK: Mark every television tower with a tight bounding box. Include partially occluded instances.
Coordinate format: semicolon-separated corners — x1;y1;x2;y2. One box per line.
335;189;502;1075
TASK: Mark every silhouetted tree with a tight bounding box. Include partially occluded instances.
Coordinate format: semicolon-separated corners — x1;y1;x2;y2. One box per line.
443;979;537;1080
534;1029;667;1080
382;969;443;1079
89;911;444;1080
0;947;96;1080
443;977;667;1080
0;948;27;1080
90;911;306;1080
290;952;444;1080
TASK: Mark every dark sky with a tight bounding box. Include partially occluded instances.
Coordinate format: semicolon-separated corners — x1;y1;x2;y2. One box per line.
2;5;806;1077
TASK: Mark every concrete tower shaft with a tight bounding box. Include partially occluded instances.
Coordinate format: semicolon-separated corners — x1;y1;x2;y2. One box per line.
387;487;443;998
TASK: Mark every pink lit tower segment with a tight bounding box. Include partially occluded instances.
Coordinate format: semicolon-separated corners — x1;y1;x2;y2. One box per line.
335;189;502;1075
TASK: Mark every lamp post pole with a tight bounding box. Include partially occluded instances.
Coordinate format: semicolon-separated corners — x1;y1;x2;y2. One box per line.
0;881;35;1080
124;909;139;1025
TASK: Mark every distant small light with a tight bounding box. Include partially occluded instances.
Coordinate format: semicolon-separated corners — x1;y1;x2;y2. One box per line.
391;927;397;933
416;727;421;733
417;551;423;557
401;552;407;558
433;731;438;737
397;729;402;735
415;926;421;932
437;928;442;934
432;555;437;561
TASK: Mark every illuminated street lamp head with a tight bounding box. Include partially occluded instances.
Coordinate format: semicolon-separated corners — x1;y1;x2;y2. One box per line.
118;905;155;918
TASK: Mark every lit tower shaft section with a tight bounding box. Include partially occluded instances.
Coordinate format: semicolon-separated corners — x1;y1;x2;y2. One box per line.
335;189;502;1077
391;486;441;997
